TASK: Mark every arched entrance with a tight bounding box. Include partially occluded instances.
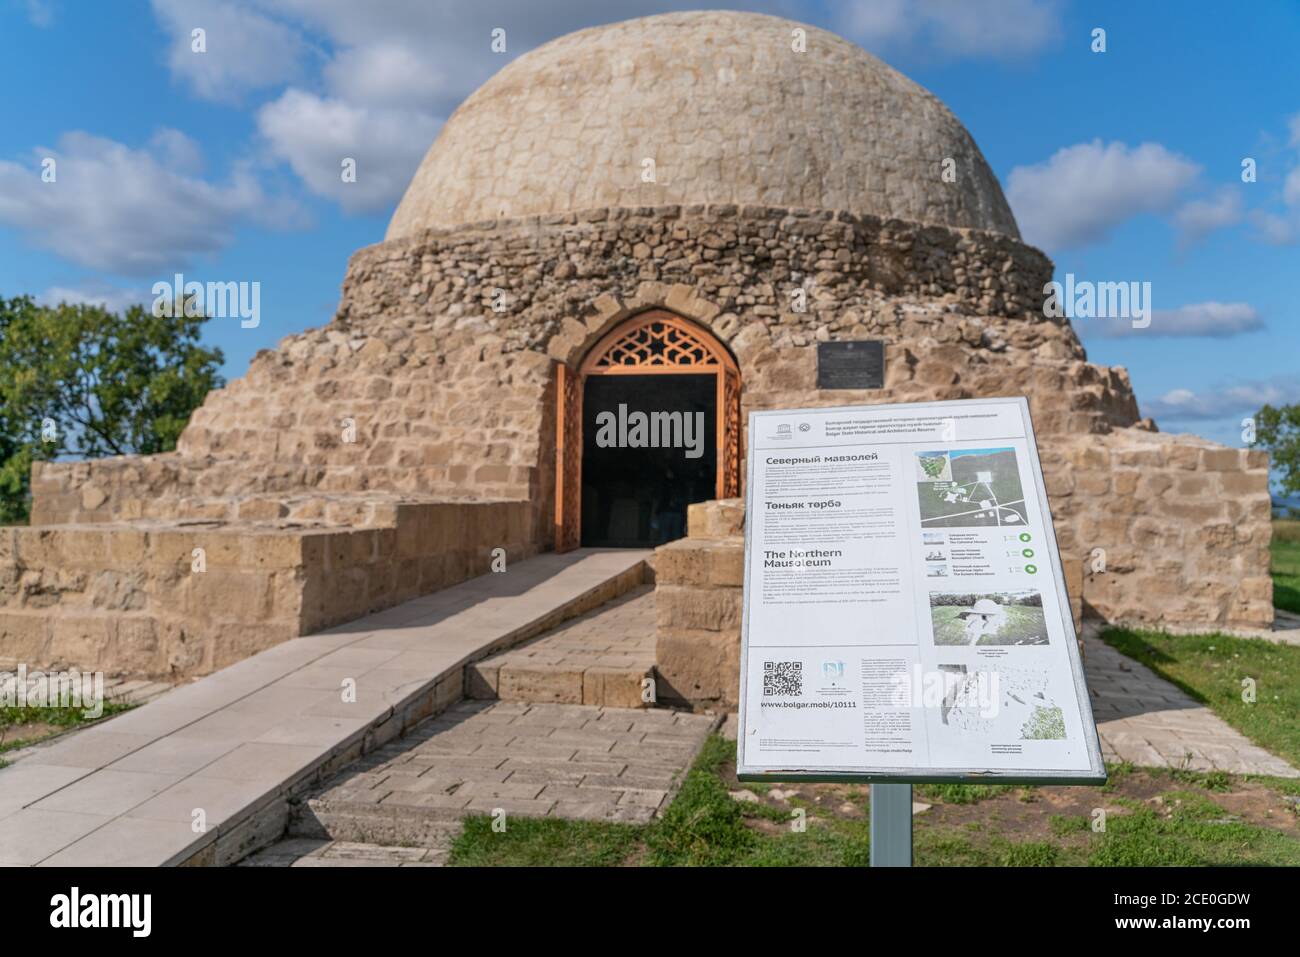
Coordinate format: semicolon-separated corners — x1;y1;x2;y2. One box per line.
555;310;741;551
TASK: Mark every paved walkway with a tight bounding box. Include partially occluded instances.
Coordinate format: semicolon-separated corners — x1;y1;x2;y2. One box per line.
0;549;648;866
244;699;716;866
1083;628;1298;777
468;586;657;707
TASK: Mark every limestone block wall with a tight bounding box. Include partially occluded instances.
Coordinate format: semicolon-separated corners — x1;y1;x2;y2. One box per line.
654;500;745;708
1043;431;1272;629
0;500;534;677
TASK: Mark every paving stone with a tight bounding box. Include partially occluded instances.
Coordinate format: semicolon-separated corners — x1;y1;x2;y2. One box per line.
550;801;657;824
111;736;242;776
1083;630;1299;777
453;781;547;800
126;775;279;825
465;797;557;817
191;742;324;785
32;769;182;817
18;730;156;771
0;808;112;865
617;788;669;808
39;815;208;867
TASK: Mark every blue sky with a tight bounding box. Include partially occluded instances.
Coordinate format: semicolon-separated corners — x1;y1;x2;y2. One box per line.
1;0;1297;453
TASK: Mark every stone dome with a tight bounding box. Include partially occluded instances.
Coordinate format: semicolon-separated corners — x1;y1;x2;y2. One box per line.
386;10;1020;241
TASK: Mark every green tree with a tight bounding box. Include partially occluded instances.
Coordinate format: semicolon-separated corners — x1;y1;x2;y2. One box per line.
0;295;223;523
1254;403;1300;496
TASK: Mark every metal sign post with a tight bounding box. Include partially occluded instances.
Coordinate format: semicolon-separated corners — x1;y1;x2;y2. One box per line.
869;783;912;866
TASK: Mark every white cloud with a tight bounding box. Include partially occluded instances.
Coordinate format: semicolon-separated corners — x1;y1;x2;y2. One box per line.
1284;165;1300;207
322;41;452;108
257;91;441;214
0;130;304;276
1145;376;1300;422
149;0;311;102
1007;140;1201;250
839;0;1062;59
1250;208;1300;245
1085;301;1263;339
23;0;54;27
1173;187;1243;246
38;283;149;315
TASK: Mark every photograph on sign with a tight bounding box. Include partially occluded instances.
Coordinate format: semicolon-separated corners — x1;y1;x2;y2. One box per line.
737;397;1106;784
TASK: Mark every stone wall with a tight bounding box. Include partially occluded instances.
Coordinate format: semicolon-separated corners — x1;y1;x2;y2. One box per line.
0;500;535;677
654;500;745;708
1044;430;1273;629
18;202;1273;680
36;205;1126;531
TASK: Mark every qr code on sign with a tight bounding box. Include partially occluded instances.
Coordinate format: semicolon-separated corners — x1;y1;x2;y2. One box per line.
763;660;803;696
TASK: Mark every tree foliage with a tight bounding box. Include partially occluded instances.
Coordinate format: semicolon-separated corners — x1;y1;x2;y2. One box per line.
0;295;223;523
1254;403;1300;496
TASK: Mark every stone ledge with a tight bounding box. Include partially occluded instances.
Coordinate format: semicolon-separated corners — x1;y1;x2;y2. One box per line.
1;500;537;678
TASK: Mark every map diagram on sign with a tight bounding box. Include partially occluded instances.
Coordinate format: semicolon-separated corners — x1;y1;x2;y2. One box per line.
915;448;1027;528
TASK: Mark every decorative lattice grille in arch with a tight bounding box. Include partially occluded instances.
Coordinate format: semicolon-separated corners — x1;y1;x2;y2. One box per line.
588;318;722;370
554;310;742;552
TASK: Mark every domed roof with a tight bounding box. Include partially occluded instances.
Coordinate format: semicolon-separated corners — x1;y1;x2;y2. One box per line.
386;11;1020;241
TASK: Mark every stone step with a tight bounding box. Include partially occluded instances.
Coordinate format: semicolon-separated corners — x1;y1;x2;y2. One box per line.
290;796;466;846
240;837;455;867
466;586;657;708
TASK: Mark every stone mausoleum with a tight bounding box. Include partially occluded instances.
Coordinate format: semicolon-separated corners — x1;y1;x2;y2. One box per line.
1;12;1273;702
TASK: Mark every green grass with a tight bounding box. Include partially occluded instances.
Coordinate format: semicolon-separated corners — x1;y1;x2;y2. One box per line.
1100;628;1300;769
1272;533;1300;614
446;733;1300;867
0;701;135;752
450;814;642;867
914;782;1015;804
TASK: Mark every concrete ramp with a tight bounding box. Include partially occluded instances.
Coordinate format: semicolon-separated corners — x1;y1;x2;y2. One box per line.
0;549;648;866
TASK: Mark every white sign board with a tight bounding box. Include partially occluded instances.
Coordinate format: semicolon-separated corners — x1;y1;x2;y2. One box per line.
737;397;1105;784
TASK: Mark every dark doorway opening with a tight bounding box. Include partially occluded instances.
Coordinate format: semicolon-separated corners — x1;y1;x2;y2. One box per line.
581;373;717;548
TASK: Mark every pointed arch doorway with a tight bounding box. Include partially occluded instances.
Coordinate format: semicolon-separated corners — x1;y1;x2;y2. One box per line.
555;310;741;552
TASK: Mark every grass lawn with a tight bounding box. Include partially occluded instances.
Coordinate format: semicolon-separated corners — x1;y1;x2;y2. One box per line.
448;734;1300;867
1272;521;1300;614
1101;628;1300;770
0;701;135;756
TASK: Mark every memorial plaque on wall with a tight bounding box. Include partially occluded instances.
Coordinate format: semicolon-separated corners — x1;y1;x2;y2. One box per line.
816;340;884;389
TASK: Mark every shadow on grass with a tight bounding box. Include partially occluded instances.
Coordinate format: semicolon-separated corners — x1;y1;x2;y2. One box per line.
1099;628;1206;701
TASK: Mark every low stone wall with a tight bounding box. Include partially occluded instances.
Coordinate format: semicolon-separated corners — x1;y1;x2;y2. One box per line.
1044;430;1273;629
0;500;535;678
654;500;744;708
